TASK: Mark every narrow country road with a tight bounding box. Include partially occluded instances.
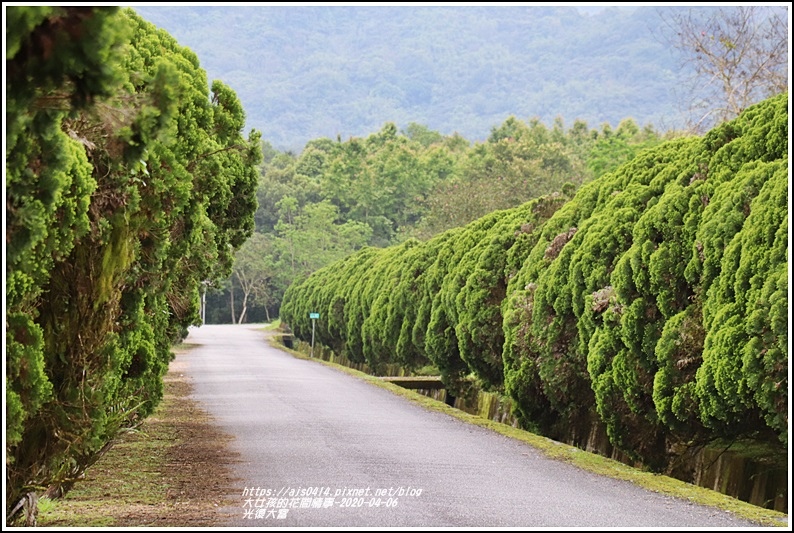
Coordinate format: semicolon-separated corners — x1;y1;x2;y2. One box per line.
182;324;757;528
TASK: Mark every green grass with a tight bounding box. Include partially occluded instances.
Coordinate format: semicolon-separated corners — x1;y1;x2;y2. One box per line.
260;319;282;331
36;414;175;526
36;341;214;527
268;336;790;528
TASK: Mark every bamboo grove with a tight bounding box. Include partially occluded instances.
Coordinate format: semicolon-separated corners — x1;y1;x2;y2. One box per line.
281;93;788;471
6;7;260;514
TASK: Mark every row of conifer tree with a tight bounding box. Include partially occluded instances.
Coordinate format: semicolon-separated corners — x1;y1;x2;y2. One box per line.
282;93;788;470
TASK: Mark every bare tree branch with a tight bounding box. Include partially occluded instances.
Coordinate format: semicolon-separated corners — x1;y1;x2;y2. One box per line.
657;6;789;133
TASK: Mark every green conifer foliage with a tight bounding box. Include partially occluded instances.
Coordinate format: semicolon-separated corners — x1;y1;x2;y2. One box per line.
341;250;386;364
6;7;260;513
696;161;788;442
6;8;125;465
361;241;419;373
391;242;437;370
281;94;787;474
410;230;459;359
328;248;380;357
455;194;567;391
501;175;608;434
426;214;505;394
586;139;704;467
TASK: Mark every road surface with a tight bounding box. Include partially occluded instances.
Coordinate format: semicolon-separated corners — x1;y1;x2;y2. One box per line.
181;324;758;527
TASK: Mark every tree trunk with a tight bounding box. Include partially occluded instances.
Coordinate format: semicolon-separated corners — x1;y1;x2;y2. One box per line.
238;289;249;324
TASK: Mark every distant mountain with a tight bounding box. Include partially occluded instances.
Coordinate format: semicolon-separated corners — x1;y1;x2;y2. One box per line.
134;5;693;151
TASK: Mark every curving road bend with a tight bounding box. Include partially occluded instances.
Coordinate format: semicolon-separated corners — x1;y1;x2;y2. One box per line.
181;324;758;528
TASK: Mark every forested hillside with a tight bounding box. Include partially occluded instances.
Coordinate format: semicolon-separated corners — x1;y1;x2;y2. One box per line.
133;5;687;151
207;115;667;324
133;5;787;325
6;6;260;519
280;93;788;474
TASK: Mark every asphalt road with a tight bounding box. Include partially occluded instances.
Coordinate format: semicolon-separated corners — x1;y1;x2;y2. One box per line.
182;324;758;528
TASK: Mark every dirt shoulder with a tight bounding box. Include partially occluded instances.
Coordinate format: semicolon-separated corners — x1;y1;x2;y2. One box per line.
37;345;239;527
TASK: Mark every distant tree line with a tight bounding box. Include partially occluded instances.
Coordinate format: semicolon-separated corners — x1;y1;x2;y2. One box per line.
210;115;667;323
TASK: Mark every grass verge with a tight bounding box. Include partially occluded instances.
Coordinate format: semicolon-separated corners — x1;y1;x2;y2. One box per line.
36;343;240;527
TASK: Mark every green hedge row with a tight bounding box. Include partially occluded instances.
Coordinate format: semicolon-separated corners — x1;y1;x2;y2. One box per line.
6;7;259;514
281;93;788;468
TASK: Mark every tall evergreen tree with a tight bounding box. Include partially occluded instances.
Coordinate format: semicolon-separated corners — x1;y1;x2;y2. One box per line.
5;7;260;519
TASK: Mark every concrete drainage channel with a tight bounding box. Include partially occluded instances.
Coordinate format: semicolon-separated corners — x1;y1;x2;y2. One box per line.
380;377;456;407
